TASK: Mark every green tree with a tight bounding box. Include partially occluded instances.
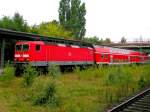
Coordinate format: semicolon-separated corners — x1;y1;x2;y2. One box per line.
0;16;14;29
59;0;71;28
30;24;39;34
120;36;126;44
83;36;104;44
13;13;29;32
59;0;86;40
0;13;29;61
0;12;29;32
103;38;111;44
31;21;73;39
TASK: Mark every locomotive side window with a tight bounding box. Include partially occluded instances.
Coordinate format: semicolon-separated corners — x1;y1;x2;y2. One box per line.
36;45;40;51
23;44;29;51
16;45;22;51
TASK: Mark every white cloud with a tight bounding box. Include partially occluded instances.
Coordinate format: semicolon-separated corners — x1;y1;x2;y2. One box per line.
0;0;150;42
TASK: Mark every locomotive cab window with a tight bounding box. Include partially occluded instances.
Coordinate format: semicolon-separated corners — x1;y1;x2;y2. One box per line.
23;44;29;51
36;45;41;51
16;45;22;51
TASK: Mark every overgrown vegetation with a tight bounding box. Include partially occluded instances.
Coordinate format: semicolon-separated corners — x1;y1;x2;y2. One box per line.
0;64;149;112
48;65;60;78
73;64;150;111
33;81;59;107
83;36;111;44
22;64;37;87
0;64;15;84
31;21;73;39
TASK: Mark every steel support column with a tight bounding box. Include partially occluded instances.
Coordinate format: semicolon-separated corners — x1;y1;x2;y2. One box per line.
1;38;5;68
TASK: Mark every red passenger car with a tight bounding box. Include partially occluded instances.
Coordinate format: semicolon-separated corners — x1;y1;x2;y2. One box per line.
93;45;150;65
109;47;130;64
94;46;131;64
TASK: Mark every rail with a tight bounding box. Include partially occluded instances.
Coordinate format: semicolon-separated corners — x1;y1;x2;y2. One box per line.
108;87;150;112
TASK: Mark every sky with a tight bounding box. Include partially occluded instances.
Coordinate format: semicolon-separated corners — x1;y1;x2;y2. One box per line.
0;0;150;42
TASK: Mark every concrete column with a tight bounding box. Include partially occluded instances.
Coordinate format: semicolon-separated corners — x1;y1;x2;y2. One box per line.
1;38;5;68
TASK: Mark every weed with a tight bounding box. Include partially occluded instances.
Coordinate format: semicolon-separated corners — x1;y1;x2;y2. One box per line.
0;65;15;84
48;65;60;78
34;81;60;107
22;64;37;87
0;64;149;112
138;76;146;89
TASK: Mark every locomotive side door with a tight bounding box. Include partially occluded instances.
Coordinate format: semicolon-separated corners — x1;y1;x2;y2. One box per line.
46;45;51;66
34;44;46;66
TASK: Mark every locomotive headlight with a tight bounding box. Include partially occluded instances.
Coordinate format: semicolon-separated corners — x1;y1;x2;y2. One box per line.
15;54;21;58
23;54;29;58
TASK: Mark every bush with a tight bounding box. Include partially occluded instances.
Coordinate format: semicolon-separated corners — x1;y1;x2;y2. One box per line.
48;65;60;78
0;64;15;83
34;81;60;107
22;64;37;87
138;76;146;89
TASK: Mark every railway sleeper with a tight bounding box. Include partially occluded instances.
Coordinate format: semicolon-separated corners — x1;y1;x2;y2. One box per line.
139;99;150;102
133;102;150;107
141;96;150;100
127;106;150;111
131;103;150;109
141;94;150;99
122;108;142;112
138;99;150;103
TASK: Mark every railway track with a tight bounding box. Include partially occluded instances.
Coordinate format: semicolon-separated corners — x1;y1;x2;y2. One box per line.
108;87;150;112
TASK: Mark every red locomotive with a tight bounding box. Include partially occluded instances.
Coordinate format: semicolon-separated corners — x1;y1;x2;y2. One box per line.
14;41;150;69
14;41;94;66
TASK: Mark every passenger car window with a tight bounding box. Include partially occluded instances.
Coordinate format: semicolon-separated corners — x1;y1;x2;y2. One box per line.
101;54;108;59
105;54;108;59
36;45;40;51
101;54;105;59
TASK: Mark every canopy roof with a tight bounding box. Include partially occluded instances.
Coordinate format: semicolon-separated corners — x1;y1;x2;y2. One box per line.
0;28;93;47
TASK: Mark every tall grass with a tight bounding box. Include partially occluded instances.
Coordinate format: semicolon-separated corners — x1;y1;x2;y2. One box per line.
0;64;149;112
73;64;150;111
48;65;60;78
0;64;15;84
33;81;59;107
22;64;37;87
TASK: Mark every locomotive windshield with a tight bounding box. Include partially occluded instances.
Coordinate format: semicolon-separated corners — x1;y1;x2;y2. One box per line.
23;44;29;51
16;45;22;51
16;44;29;51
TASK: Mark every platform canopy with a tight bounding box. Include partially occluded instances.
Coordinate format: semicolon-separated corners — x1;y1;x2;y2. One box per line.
0;28;92;47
